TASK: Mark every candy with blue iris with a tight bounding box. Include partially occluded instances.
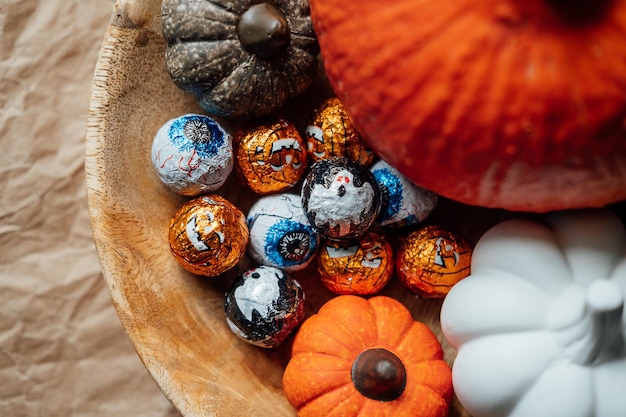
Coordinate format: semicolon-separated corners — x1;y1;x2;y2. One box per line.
370;159;438;228
151;114;233;196
247;193;318;272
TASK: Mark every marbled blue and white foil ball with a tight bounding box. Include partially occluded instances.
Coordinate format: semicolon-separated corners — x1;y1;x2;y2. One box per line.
151;114;233;196
370;159;438;227
247;193;318;272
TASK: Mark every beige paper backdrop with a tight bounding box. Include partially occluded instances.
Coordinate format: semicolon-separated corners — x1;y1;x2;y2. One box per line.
0;1;179;415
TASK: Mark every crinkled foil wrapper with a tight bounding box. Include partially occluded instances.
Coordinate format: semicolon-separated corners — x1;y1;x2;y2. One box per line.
169;194;249;277
396;225;471;298
235;119;307;194
318;231;393;295
305;97;374;166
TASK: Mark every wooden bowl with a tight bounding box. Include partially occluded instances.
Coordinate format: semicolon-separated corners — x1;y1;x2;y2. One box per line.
85;1;536;415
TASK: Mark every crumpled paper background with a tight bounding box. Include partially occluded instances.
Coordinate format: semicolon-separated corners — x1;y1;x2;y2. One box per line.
0;1;179;415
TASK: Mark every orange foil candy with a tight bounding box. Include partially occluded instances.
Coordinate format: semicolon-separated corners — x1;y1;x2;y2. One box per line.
236;119;308;194
169;194;248;277
318;231;393;295
305;97;374;166
396;225;471;298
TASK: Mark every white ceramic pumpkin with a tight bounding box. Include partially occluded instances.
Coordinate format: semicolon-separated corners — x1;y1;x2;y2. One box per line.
441;209;626;417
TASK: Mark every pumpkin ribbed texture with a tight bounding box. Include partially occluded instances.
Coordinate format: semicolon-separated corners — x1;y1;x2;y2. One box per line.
162;0;319;118
310;0;626;212
282;295;452;417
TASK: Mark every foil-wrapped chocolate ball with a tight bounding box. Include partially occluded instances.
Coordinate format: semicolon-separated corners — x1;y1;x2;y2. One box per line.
396;225;472;298
169;195;248;277
247;193;318;272
317;231;393;295
236;119;308;194
370;159;438;228
225;265;305;348
304;97;374;166
301;157;381;240
151;114;233;196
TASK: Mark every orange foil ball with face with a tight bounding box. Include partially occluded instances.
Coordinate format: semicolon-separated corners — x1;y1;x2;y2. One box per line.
236;119;308;194
305;97;374;166
396;225;471;298
169;194;249;277
318;231;393;295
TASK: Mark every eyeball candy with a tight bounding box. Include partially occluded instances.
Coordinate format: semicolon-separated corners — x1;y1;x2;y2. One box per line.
396;225;472;298
317;231;393;295
224;265;305;348
168;195;248;277
151;114;233;196
370;159;438;228
235;118;308;194
247;193;318;272
304;97;374;166
301;157;381;240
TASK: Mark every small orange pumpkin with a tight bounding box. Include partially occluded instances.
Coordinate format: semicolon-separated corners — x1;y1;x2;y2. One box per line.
282;295;452;417
309;0;626;212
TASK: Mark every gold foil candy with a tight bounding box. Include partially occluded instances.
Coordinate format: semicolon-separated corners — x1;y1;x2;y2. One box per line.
169;194;249;277
235;119;307;194
396;225;471;298
305;97;374;166
318;231;393;295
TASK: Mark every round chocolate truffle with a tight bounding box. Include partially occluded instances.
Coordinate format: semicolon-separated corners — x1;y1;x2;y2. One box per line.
301;157;381;240
247;193;318;272
318;231;393;295
396;225;472;298
236;119;308;195
168;195;249;277
151;114;233;196
225;265;305;348
305;97;374;166
370;159;438;228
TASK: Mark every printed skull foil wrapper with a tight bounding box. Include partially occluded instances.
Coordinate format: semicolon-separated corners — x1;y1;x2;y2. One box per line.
301;157;381;240
225;265;305;348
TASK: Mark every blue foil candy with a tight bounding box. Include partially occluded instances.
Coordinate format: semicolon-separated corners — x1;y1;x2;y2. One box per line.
247;193;318;272
370;159;438;228
151;113;233;196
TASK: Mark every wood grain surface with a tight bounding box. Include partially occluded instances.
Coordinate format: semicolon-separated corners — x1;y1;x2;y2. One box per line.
86;1;626;416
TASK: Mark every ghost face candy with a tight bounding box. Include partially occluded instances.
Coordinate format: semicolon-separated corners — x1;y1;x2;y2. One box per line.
224;265;305;348
301;157;381;240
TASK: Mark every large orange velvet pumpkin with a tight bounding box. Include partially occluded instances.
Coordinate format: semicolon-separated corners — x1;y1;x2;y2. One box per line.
309;0;626;212
282;295;453;417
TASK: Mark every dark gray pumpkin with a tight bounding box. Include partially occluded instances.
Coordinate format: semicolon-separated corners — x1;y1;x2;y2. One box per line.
162;0;319;119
